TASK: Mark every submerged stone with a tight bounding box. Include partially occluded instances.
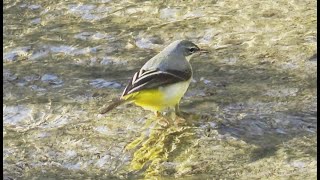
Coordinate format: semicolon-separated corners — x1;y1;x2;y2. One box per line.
3;69;17;81
41;74;64;85
89;79;122;89
3;105;32;125
3;46;31;62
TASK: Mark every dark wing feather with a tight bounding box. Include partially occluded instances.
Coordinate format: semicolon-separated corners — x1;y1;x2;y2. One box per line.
121;69;192;97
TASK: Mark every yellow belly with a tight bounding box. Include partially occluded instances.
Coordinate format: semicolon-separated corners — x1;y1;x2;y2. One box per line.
122;80;191;112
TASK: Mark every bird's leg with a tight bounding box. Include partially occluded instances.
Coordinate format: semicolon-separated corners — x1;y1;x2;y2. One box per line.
155;111;161;117
171;107;186;126
175;104;181;116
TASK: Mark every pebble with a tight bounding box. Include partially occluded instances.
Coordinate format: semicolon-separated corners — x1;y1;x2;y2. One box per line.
41;74;64;85
28;4;41;10
89;79;122;89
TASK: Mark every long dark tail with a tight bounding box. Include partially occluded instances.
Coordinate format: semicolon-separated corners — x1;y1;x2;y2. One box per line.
99;98;126;114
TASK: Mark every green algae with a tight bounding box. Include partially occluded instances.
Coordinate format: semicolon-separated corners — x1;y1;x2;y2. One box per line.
125;115;199;178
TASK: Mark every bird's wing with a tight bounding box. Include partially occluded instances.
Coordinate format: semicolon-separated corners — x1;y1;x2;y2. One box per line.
121;68;192;97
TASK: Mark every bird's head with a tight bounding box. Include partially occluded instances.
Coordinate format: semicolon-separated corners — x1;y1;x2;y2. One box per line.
166;40;208;61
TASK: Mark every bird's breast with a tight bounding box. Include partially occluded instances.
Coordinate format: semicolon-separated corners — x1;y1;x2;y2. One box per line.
159;79;191;105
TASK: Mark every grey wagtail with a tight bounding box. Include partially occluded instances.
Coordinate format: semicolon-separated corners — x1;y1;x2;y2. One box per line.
100;40;207;115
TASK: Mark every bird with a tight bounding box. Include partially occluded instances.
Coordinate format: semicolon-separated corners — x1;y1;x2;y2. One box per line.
100;39;207;116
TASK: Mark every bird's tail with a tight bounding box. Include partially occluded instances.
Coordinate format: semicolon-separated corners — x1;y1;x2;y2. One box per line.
99;98;126;114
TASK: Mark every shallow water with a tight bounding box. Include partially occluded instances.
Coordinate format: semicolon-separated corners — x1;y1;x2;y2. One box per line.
3;0;317;179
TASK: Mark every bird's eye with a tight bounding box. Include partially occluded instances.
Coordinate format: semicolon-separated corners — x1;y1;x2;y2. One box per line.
189;47;197;53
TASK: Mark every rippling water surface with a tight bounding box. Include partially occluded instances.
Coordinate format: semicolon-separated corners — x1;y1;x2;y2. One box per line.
3;0;317;179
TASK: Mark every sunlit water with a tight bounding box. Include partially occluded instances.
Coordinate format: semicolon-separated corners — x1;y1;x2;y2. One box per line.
3;0;316;179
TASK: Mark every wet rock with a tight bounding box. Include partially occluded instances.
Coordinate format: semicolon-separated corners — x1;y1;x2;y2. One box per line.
98;0;111;2
65;150;77;158
221;57;238;65
100;57;113;65
183;9;204;18
19;4;27;8
91;32;111;40
89;57;98;65
3;105;32;125
95;154;111;168
3;46;32;62
68;4;96;13
185;89;206;97
63;162;81;170
275;128;286;134
99;57;128;65
67;4;105;21
135;36;163;49
184;31;201;40
28;4;41;10
41;74;64;85
159;8;180;20
81;13;101;21
125;7;145;14
242;120;265;136
208;121;217;129
272;113;315;133
280;62;298;70
30;18;41;24
16;79;27;86
74;32;113;41
161;162;177;175
3;52;19;62
304;36;317;43
96;5;113;13
290;161;306;168
264;87;299;97
104;45;119;53
89;79;122;89
49;45;77;55
29;85;47;92
222;101;316;137
44;116;69;128
200;77;211;84
3;69;17;81
36;132;50;138
73;47;97;55
94;126;112;135
23;75;41;82
74;32;95;40
30;48;50;60
199;29;218;44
